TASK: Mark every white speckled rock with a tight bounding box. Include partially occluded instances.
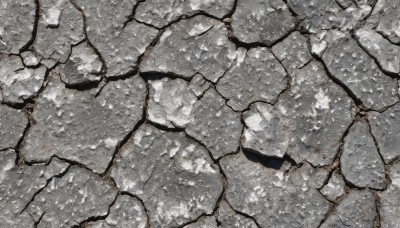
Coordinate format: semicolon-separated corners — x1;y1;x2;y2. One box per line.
341;121;386;189
367;0;400;44
27;166;118;228
320;171;346;202
0;54;46;104
186;88;242;159
216;47;287;111
111;124;223;228
20;72;146;173
232;0;295;45
21;51;42;67
379;162;400;228
141;15;236;83
0;105;28;150
135;0;235;28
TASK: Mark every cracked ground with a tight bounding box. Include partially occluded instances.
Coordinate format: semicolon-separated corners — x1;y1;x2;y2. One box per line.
1;0;400;227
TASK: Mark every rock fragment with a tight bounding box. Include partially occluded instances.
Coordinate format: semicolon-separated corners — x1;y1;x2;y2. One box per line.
0;105;28;150
0;55;47;104
21;51;41;67
231;0;295;45
60;41;102;86
186;88;242;159
188;74;210;97
216;200;258;228
27;166;118;227
320;171;346;201
135;0;236;28
368;103;400;163
320;30;398;110
184;216;218;228
75;0;158;78
341;121;386;189
320;190;376;228
216;47;287;111
220;152;330;227
20;73;146;173
367;0;400;44
379;162;400;227
111;124;223;227
141;15;236;83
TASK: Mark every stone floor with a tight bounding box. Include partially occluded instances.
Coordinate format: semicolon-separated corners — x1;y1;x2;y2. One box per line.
0;0;399;227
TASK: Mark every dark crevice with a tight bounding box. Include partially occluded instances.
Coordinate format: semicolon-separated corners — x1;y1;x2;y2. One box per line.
242;149;297;170
223;200;262;228
119;191;152;228
20;0;40;53
374;191;382;228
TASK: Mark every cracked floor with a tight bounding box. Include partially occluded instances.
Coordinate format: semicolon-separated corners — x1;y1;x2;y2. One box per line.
1;0;400;227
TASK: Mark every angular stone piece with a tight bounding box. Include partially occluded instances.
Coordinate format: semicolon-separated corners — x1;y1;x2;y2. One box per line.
242;102;289;158
271;31;312;74
216;200;258;228
111;124;223;227
367;0;400;44
355;28;400;74
27;166;118;227
320;190;376;228
141;15;236;83
0;150;69;228
186;88;242;159
232;0;295;45
21;73;146;173
369;103;400;163
0;105;28;150
341;121;386;189
135;0;236;28
147;77;197;128
33;0;85;66
321;30;398;110
0;54;46;104
0;0;36;54
220;152;330;227
60;41;102;86
21;51;42;67
188;74;211;97
216;47;287;111
320;171;346;201
75;0;158;78
379;162;400;227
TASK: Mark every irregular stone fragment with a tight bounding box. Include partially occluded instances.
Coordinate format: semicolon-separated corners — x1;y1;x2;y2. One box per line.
320;171;346;201
310;30;328;56
33;0;85;67
368;103;400;163
341;121;386;189
0;54;46;104
147;77;197;128
355;28;400;74
27;166;118;227
75;0;158;78
242;102;289;158
111;124;223;227
321;30;398;110
379;162;400;227
186;88;242;159
141;15;236;82
320;190;376;228
21;73;146;173
0;0;36;54
232;0;295;45
0;150;69;228
216;47;287;111
367;0;400;44
86;195;147;228
216;200;258;228
60;41;102;86
282;60;355;166
21;51;41;67
0;105;28;150
288;0;372;33
271;31;312;74
220;152;330;227
184;216;217;228
135;0;236;28
188;74;211;97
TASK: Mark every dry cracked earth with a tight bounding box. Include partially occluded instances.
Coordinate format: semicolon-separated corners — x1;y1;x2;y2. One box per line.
2;0;400;227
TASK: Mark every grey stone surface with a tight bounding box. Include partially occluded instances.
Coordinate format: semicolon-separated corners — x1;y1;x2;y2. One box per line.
0;54;47;104
186;88;242;159
75;0;158;78
184;216;218;228
27;166;118;227
216;200;258;228
320;30;399;110
232;0;295;45
111;124;223;227
367;0;400;44
216;47;287;111
141;15;236;83
21;51;42;67
320;190;376;228
379;162;400;228
188;74;211;97
320;171;346;202
0;105;28;150
20;72;146;173
135;0;236;28
341;121;386;189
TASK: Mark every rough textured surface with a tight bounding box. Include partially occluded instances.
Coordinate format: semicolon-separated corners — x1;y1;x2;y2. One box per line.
0;105;28;150
379;162;400;228
320;171;346;202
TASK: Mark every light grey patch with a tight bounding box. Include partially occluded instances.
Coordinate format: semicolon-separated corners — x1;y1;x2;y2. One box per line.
0;105;28;150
